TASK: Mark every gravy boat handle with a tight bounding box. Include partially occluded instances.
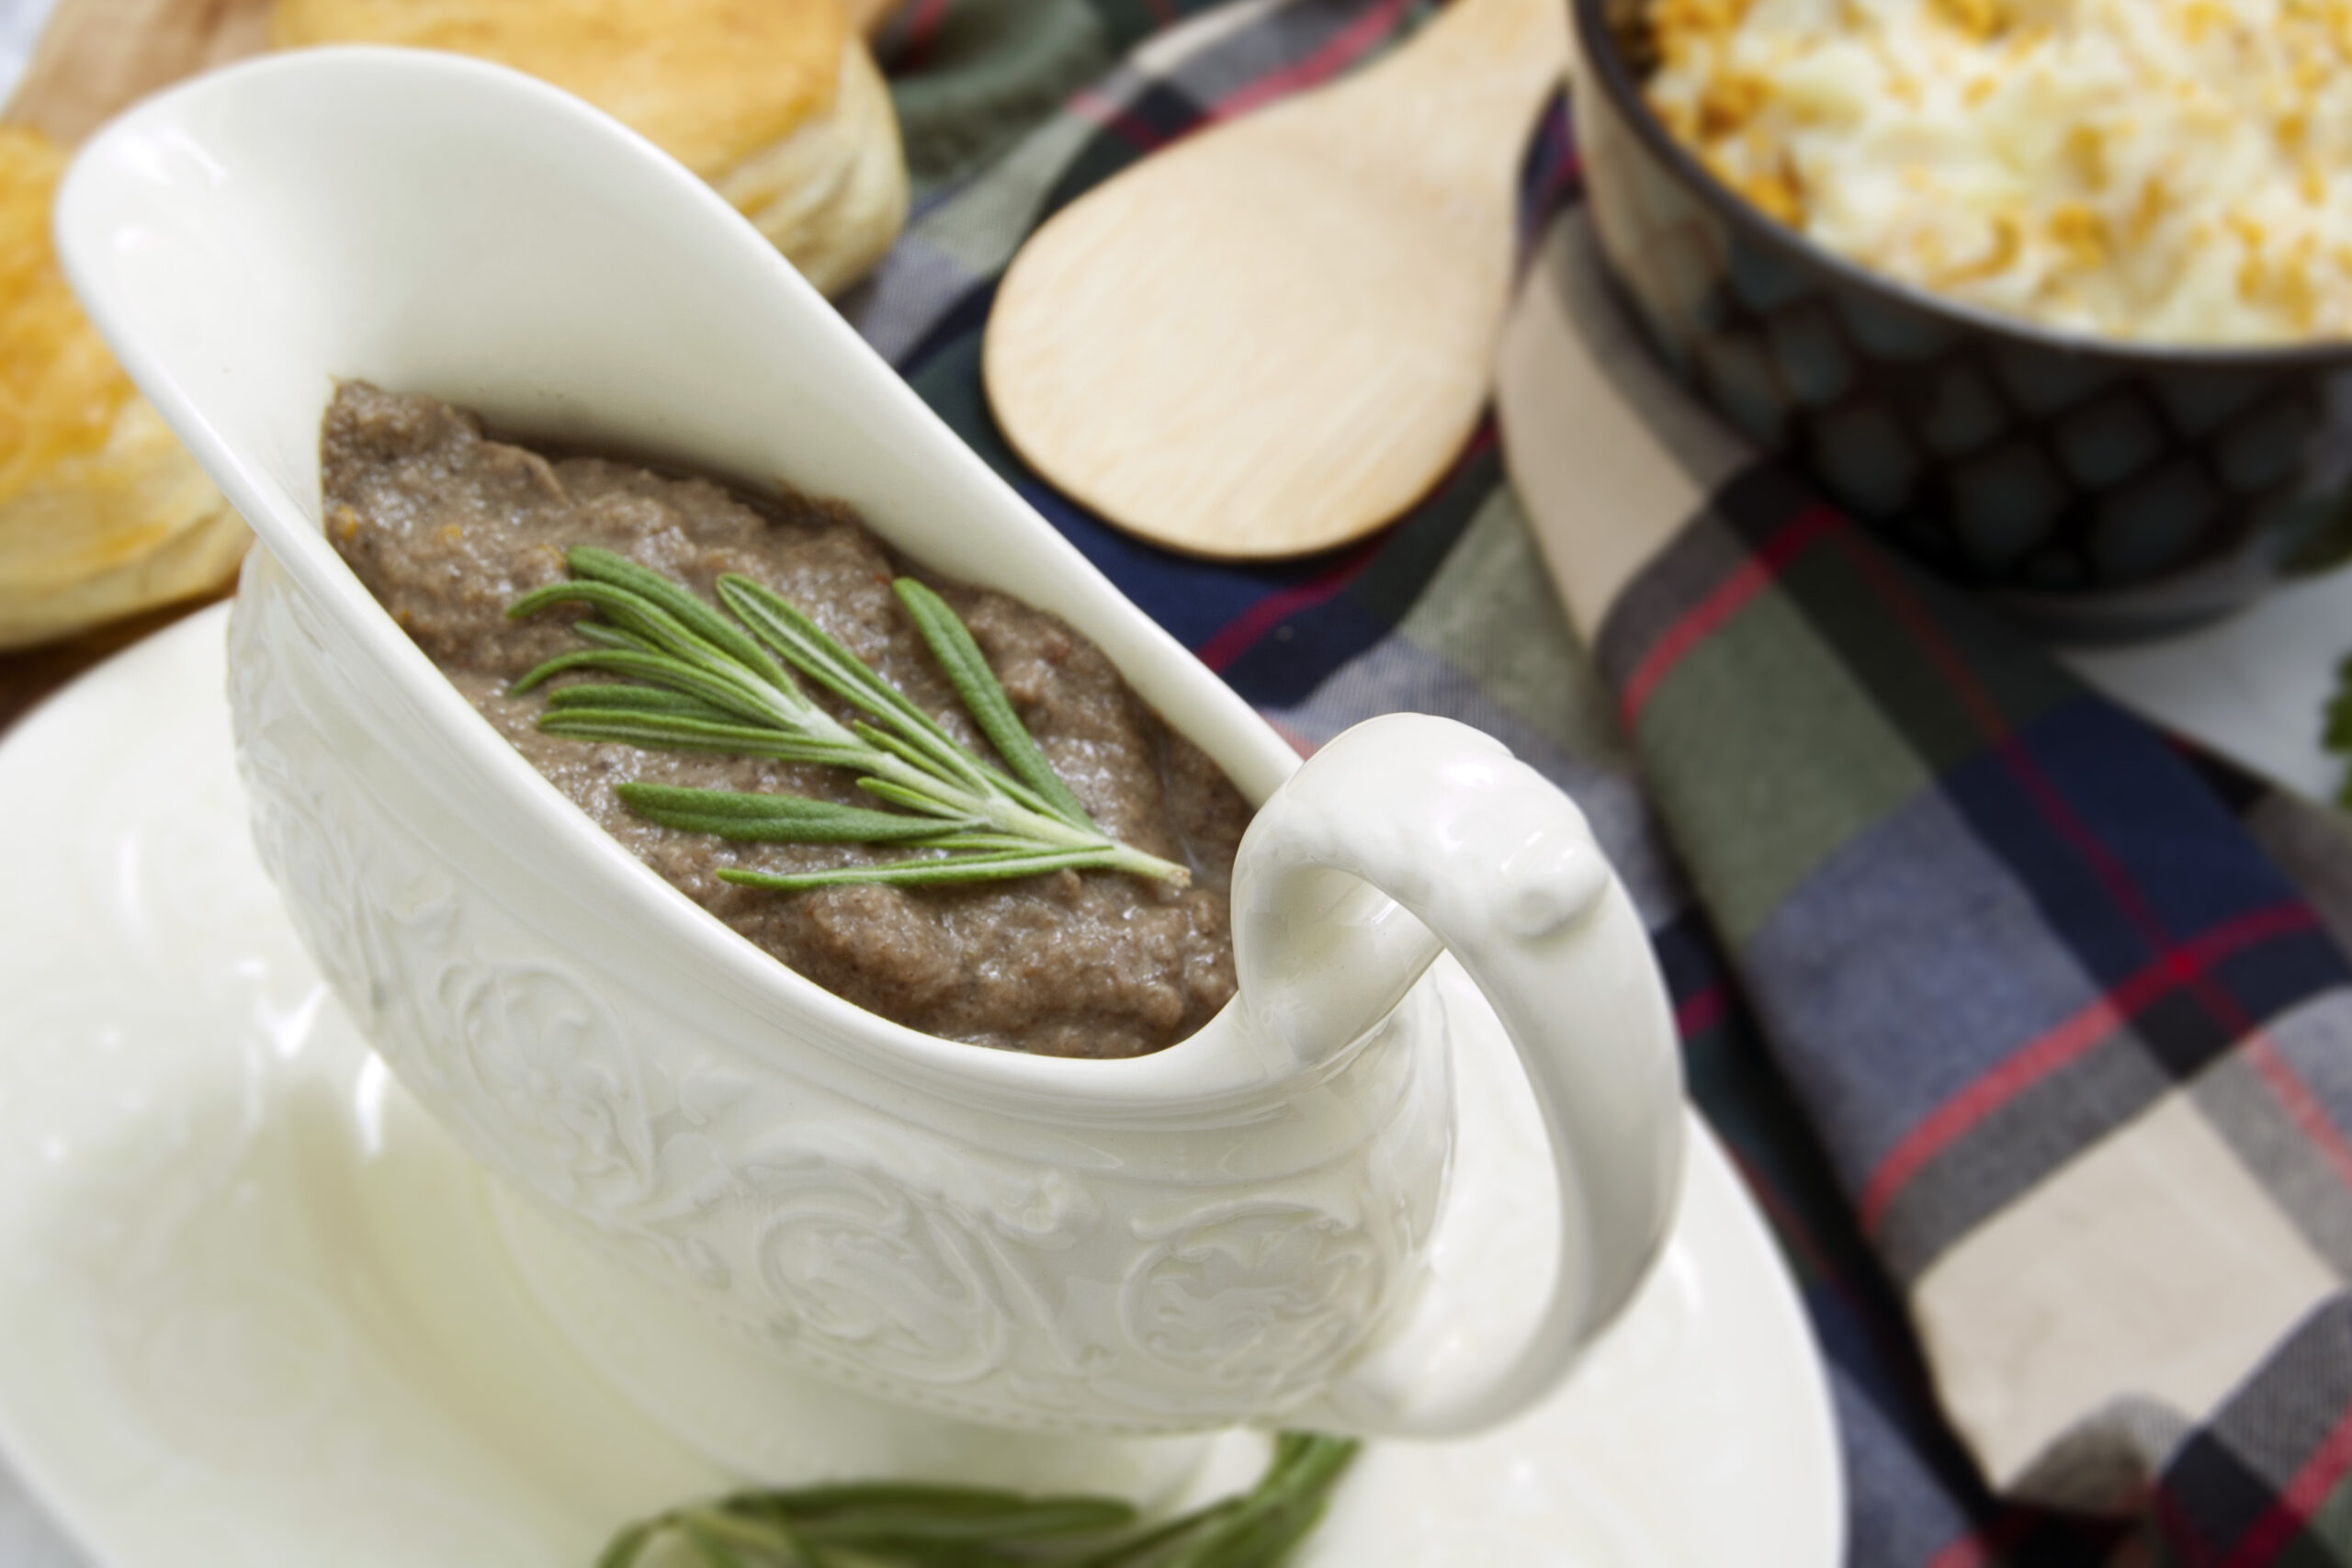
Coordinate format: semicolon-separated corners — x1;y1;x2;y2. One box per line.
1232;712;1684;1436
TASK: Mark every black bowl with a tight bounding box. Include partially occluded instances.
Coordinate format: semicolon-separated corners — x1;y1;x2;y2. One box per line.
1568;0;2352;639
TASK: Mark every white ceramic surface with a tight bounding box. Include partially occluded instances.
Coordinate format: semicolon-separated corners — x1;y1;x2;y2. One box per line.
59;47;1684;1438
2062;567;2352;801
0;606;1843;1565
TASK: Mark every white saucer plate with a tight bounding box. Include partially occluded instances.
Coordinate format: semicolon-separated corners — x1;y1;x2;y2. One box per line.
0;605;1841;1566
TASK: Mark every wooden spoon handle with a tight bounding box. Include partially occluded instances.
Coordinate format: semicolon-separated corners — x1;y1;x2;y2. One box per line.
1348;0;1569;189
4;0;273;142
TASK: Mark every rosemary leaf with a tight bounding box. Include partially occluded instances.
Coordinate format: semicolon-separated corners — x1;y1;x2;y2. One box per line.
1080;1503;1241;1568
504;575;647;631
895;578;1092;829
514;647;797;730
619;784;977;843
719;575;1002;796
595;1522;657;1568
508;647;667;697
509;581;741;682
904;833;1046;853
853;777;976;818
849;720;1001;802
719;849;1126;890
545;683;743;722
569;547;786;680
541;699;792;740
706;1497;831;1562
571;620;662;655
682;1516;758;1568
507;557;1193;891
537;712;869;768
598;1438;1358;1568
715;578;887;691
750;1482;1116;1515
794;1496;1137;1546
514;585;818;734
1085;1434;1359;1568
1188;1505;1325;1568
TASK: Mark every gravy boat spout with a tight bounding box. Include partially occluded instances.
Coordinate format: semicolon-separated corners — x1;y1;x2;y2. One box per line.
57;48;1684;1439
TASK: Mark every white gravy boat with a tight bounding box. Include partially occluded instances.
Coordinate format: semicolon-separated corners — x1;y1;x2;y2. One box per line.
57;49;1683;1438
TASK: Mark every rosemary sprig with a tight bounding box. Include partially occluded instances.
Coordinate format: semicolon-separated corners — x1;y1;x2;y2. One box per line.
597;1432;1361;1568
507;548;1189;891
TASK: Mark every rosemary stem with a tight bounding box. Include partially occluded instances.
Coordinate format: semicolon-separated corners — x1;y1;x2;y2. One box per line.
683;1509;786;1551
856;749;1191;885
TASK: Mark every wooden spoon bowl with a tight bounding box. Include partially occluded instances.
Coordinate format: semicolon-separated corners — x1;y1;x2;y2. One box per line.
982;0;1569;559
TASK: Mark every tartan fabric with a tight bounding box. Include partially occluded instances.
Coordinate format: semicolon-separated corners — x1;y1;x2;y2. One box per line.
861;2;2352;1562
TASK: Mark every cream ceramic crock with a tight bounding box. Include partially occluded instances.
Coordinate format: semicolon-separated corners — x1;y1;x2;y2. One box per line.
56;49;1683;1438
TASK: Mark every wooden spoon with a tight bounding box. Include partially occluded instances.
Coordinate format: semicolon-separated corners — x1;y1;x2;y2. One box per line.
982;0;1569;559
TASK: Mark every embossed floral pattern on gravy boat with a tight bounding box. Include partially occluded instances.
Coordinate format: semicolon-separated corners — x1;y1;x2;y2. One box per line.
57;49;1684;1439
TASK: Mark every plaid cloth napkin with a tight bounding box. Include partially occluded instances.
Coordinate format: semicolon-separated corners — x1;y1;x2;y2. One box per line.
859;2;2352;1562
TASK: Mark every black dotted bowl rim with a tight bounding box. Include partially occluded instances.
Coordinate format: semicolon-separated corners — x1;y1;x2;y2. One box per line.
1570;0;2352;374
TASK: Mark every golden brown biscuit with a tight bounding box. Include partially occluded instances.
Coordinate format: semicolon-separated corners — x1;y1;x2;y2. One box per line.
0;126;247;651
270;0;908;295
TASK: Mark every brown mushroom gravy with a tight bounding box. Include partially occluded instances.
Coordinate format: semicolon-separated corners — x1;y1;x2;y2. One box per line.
322;382;1249;1058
